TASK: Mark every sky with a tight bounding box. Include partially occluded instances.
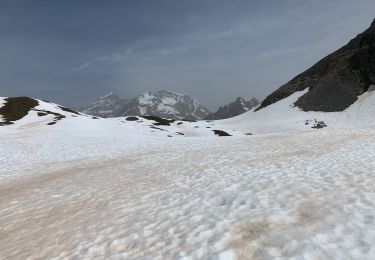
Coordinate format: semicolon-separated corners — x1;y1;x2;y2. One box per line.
0;0;374;111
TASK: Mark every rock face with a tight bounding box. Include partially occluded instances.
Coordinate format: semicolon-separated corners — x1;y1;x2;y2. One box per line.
206;97;259;120
257;18;375;112
82;90;211;120
81;92;128;117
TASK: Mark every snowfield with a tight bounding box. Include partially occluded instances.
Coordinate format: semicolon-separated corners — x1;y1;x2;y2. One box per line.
1;92;375;259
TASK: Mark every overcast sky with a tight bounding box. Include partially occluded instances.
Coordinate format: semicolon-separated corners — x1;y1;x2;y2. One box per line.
0;0;374;110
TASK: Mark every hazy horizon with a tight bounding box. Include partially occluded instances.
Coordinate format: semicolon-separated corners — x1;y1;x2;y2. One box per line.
1;0;375;111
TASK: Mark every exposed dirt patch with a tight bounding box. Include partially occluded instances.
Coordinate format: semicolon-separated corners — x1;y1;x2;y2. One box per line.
212;130;232;136
141;116;175;126
125;116;139;121
228;198;337;259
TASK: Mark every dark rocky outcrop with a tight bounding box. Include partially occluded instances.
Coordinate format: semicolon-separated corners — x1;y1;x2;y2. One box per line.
257;18;375;112
212;130;232;136
141;116;175;126
125;116;139;121
0;97;39;125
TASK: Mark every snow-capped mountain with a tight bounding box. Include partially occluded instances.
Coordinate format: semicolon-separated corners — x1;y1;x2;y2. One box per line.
115;90;210;120
82;90;211;120
81;92;128;117
205;97;259;120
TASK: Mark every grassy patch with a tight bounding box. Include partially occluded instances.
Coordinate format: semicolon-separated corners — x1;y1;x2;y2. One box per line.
0;97;39;125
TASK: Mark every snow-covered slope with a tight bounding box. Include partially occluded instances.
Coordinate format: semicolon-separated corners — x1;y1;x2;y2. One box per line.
2;93;375;259
0;96;245;141
81;90;211;120
221;88;375;134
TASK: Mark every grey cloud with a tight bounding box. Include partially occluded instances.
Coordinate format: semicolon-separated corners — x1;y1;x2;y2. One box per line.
0;0;374;110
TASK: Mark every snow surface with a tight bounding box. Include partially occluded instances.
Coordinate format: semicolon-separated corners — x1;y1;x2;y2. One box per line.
0;97;5;122
1;92;375;259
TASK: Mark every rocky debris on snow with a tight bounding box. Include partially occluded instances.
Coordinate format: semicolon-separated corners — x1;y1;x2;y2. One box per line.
150;126;168;131
305;119;327;129
312;121;327;129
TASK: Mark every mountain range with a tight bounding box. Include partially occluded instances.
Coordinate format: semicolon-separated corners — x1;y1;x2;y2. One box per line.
81;90;259;120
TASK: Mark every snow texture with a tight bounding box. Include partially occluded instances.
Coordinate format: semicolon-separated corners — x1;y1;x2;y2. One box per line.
1;91;375;259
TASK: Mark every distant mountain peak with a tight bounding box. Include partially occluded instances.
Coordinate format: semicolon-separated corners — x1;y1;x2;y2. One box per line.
206;97;259;120
81;90;211;120
102;92;116;97
81;92;128;117
158;89;177;94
